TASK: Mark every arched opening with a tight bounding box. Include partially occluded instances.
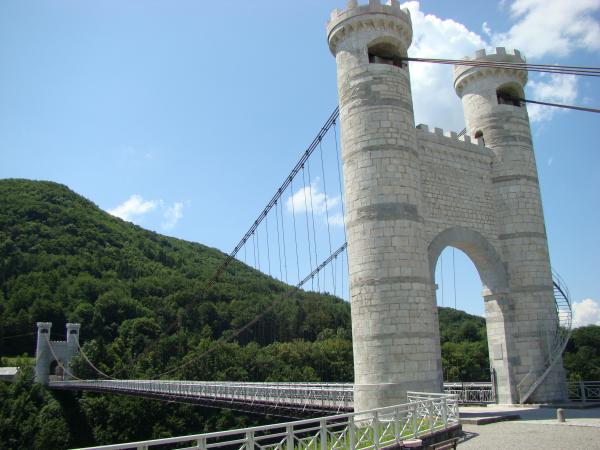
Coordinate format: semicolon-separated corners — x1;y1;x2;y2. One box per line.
367;41;405;68
48;360;64;381
496;83;523;107
428;227;510;388
434;246;490;382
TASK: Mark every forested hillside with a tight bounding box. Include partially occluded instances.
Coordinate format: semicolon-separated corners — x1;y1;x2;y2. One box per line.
0;179;350;363
0;178;597;449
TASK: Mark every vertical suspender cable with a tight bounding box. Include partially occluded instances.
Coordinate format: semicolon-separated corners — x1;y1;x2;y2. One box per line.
453;248;457;310
275;200;283;280
306;159;320;292
302;166;314;289
333;120;347;243
319;138;335;293
440;252;444;307
333;119;349;299
279;194;289;283
290;182;301;284
252;232;257;269
256;225;261;272
265;215;271;276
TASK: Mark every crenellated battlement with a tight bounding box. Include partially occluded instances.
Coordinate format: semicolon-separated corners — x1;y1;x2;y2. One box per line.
463;47;526;63
454;47;528;95
415;124;492;157
327;0;412;55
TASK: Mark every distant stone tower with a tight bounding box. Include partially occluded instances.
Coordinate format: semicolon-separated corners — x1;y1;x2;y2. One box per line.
454;49;567;403
327;0;443;412
327;1;566;410
35;322;81;384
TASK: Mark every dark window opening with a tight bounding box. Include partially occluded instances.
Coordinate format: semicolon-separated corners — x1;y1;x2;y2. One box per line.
40;329;48;334
497;85;522;107
474;130;485;145
368;43;405;68
69;329;78;334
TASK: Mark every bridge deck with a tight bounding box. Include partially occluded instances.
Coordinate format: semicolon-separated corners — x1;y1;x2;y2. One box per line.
50;380;355;416
49;380;499;417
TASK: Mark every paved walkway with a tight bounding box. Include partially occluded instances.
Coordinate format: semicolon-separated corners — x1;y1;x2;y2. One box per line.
458;405;600;449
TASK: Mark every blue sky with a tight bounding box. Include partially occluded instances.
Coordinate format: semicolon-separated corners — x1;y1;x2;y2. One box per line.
1;1;599;326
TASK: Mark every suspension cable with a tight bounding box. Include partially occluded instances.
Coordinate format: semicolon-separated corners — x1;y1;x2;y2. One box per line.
256;224;261;272
301;165;314;289
154;244;347;378
252;231;257;269
509;95;600;114
275;200;283;280
298;243;347;288
279;194;289;283
403;56;600;77
75;339;116;380
265;215;271;276
440;252;445;307
206;107;339;288
0;331;36;341
319;137;335;293
452;248;457;310
306;159;320;291
290;181;301;284
43;334;80;380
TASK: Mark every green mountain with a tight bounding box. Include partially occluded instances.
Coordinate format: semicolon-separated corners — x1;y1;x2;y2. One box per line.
0;179;351;373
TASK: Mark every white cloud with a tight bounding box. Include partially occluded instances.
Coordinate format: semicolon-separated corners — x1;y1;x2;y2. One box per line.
572;298;600;328
286;180;343;226
162;202;184;230
492;0;600;59
108;195;184;230
526;74;578;122
108;195;157;221
402;1;488;130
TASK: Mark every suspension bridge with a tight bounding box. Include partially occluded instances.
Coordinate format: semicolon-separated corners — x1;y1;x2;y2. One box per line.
23;0;600;448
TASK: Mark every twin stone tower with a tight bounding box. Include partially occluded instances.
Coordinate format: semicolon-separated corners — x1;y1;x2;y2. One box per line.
327;1;566;408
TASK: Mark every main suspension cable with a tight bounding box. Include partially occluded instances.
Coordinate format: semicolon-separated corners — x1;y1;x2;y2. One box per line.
510;96;600;114
403;56;600;77
206;107;339;289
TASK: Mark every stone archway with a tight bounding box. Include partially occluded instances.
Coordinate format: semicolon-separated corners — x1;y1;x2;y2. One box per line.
428;226;508;295
428;226;515;403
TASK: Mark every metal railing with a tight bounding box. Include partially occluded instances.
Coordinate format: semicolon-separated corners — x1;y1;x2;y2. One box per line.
443;382;494;404
51;379;495;413
566;381;600;403
517;270;573;403
71;391;459;450
50;380;354;414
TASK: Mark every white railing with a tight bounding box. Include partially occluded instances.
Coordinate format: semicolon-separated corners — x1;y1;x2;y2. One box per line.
70;391;459;450
566;381;600;403
50;380;354;412
443;382;494;404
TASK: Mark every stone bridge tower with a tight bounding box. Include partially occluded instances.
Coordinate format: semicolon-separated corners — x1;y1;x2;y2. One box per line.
327;1;442;411
454;49;566;404
35;322;81;384
327;0;566;410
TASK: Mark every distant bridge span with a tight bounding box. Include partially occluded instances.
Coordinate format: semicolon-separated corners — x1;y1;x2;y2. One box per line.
49;380;495;417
